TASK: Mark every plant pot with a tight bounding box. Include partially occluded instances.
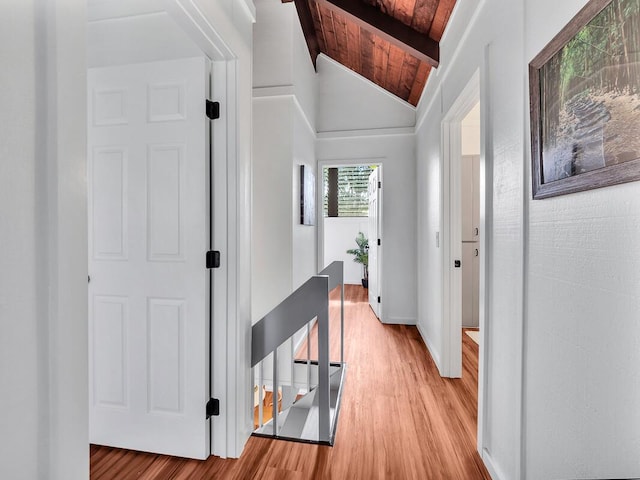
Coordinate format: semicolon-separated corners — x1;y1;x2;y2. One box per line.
361;278;368;289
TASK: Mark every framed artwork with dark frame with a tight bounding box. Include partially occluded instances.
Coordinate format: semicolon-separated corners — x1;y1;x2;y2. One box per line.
300;164;316;225
529;0;640;199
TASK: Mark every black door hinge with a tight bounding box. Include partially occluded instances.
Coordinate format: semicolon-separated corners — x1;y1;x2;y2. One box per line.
206;100;220;120
206;398;219;418
377;238;381;246
206;250;221;269
377;296;381;303
378;181;381;188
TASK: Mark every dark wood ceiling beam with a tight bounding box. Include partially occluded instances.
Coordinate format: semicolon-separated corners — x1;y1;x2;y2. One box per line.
283;0;321;69
315;0;439;67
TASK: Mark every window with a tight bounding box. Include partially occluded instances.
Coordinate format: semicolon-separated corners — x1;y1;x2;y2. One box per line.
323;165;375;217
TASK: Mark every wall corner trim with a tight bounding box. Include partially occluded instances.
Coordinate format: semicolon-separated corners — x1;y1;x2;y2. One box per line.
317;127;415;139
252;85;316;136
236;0;257;22
253;85;296;98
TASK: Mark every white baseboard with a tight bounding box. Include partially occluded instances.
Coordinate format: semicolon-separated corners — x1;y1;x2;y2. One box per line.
416;322;443;375
482;449;506;480
383;317;417;325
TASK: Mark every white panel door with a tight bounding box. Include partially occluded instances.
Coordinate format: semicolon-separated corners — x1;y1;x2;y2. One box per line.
368;168;381;319
88;58;210;459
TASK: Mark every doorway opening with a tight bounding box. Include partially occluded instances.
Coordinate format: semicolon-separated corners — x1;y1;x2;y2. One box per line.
460;103;481;350
319;162;382;320
86;2;238;460
441;69;489;454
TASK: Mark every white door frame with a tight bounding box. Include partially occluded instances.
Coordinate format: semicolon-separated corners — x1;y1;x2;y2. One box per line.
441;71;479;378
167;3;246;459
87;1;246;458
317;158;384;284
367;166;382;319
441;67;492;457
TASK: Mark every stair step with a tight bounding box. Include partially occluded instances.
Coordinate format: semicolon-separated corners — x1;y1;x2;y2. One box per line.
261;362;342;391
253;364;346;444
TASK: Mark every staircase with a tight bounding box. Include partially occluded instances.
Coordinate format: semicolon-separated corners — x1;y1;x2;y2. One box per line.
251;262;346;445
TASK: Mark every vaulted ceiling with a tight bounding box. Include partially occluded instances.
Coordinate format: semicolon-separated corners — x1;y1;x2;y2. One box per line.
284;0;457;106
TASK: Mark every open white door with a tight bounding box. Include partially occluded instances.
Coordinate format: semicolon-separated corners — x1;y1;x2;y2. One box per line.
88;57;211;459
368;168;381;319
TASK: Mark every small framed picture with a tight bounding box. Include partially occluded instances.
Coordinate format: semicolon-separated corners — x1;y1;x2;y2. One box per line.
300;164;316;225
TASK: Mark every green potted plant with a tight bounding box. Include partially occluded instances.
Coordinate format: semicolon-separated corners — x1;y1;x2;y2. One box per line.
346;232;369;288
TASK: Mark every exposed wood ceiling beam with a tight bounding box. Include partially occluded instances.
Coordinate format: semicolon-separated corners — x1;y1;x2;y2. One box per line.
283;0;321;69
316;0;439;67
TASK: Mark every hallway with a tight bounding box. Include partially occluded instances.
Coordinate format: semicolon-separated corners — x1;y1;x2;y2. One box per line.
90;285;490;479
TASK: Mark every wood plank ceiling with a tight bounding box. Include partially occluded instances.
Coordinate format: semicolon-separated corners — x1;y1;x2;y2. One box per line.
284;0;457;106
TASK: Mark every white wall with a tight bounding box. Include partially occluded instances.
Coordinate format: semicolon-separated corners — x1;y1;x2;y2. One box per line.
416;0;526;478
292;109;318;290
1;5;45;478
324;218;369;284
318;135;417;324
87;11;203;68
251;96;317;318
252;99;295;320
252;0;317;322
416;0;640;478
0;1;88;479
292;22;317;130
253;0;316;128
524;1;640;478
415;116;443;364
253;0;294;88
316;55;416;134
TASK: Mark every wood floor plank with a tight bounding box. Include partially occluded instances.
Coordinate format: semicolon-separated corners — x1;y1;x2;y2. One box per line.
90;285;490;479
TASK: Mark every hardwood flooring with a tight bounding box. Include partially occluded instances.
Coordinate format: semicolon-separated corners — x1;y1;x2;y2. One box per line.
90;285;490;479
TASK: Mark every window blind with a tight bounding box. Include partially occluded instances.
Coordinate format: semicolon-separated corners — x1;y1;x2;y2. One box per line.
323;166;375;217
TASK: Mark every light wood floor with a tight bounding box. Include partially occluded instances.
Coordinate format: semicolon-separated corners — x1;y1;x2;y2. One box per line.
90;285;490;479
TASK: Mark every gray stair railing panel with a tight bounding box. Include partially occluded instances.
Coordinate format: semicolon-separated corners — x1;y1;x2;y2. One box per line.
318;261;343;291
317;260;345;364
251;261;345;445
251;275;328;368
317;291;330;443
